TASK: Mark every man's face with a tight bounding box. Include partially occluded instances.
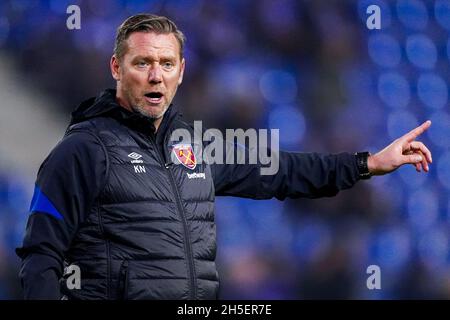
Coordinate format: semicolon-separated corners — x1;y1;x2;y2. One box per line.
111;32;185;126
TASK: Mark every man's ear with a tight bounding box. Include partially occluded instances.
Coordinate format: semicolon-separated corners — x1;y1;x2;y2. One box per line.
178;58;185;85
110;55;121;81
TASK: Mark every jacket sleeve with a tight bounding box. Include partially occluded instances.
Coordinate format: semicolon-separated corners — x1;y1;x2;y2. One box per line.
16;131;107;299
211;142;361;200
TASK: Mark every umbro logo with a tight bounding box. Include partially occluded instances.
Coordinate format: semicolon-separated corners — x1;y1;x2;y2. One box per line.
128;152;144;165
128;152;142;160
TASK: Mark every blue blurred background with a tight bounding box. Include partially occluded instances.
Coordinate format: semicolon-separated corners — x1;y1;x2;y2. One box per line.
0;0;449;299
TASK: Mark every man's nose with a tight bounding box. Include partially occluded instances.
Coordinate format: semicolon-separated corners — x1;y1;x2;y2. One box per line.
148;65;162;84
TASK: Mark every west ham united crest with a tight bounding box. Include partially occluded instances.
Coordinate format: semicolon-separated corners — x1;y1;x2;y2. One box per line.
172;144;196;170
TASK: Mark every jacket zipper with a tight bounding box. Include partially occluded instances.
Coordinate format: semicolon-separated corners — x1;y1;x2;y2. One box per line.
96;205;111;299
119;260;129;300
148;134;197;300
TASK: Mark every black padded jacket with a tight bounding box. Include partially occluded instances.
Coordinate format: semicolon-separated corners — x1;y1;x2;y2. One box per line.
16;89;362;299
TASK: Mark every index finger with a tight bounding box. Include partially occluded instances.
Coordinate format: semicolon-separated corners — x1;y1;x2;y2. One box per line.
402;120;431;142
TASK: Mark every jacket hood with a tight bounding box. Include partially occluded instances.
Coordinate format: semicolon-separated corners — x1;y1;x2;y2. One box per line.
70;89;126;125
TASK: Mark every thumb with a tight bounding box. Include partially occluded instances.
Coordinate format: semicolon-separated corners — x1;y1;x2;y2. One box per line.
403;154;423;165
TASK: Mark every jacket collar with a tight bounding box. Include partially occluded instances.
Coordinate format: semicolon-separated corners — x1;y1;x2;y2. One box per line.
70;89;181;139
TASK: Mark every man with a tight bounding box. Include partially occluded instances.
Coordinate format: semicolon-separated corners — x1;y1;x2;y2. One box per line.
17;14;432;300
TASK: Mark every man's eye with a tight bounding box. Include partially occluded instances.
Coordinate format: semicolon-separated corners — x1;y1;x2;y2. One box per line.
163;62;174;69
136;61;148;67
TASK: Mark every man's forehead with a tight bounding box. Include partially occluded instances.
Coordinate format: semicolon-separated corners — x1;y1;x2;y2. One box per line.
125;32;180;57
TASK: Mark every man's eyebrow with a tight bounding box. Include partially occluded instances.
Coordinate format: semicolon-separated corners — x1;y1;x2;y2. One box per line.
132;54;177;61
131;55;153;61
158;53;177;61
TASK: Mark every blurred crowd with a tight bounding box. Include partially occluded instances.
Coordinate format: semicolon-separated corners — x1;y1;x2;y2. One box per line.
0;0;450;299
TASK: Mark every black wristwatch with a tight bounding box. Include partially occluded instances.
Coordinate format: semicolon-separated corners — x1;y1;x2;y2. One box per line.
355;152;372;180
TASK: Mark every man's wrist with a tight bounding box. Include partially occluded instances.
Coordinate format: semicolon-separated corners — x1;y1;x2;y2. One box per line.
367;154;377;175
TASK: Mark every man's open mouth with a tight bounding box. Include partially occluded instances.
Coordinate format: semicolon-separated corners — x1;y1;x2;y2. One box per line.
144;92;164;104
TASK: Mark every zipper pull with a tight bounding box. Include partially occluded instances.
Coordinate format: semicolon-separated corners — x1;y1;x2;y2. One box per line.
165;161;173;169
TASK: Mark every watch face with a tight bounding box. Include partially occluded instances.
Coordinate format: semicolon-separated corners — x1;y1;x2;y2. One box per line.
356;152;371;179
